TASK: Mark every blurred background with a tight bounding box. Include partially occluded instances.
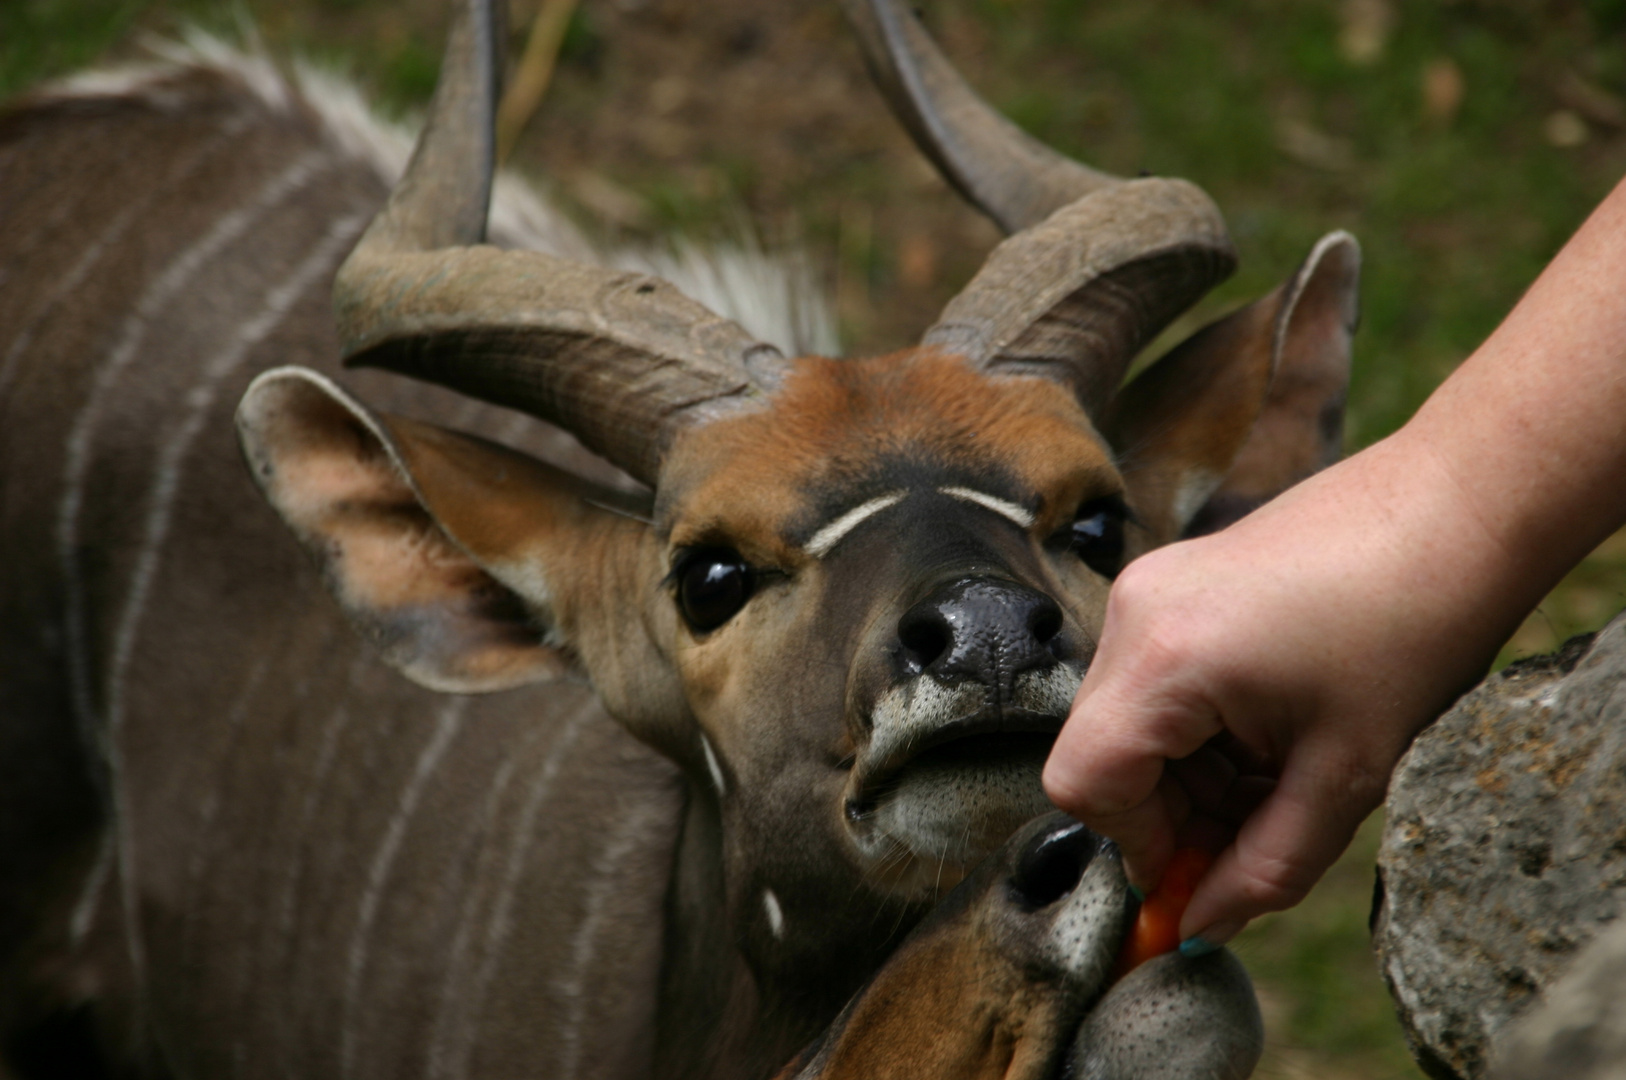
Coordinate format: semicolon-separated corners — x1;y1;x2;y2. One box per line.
5;0;1626;1075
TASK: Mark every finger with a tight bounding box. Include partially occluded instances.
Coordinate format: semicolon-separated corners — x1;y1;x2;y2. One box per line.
1086;781;1181;895
1044;677;1224;821
1042;714;1165;824
1176;750;1382;942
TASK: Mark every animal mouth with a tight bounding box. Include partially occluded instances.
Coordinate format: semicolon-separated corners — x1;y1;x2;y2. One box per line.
847;710;1063;814
843;706;1067;895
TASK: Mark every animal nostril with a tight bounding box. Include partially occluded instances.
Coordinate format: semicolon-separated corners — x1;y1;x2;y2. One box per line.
897;607;951;672
1029;599;1063;645
1010;820;1097;909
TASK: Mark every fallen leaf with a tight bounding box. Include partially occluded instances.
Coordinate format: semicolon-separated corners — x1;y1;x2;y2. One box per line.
1275;116;1356;170
897;232;938;288
1422;58;1464;125
649;75;689;116
1339;0;1394;66
569;170;651;228
1544;110;1589;148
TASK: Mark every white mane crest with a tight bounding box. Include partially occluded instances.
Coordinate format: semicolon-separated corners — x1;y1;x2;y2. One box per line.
38;30;839;359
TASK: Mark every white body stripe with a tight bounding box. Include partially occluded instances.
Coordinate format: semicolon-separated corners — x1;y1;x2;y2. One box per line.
182;657;273;932
342;698;467;1080
551;801;669;1080
0;115;250;401
56;147;334;753
121;204;360;1021
699;732;727;798
805;491;908;558
51;147;334;1007
938;486;1036;529
425;720;555;1080
763;889;785;940
274;699;356;947
428;700;595;1080
106;211;367;760
266;655;368;1049
67;830;116;948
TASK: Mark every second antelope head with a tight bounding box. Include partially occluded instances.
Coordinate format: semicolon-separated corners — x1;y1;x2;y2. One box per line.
238;0;1358;987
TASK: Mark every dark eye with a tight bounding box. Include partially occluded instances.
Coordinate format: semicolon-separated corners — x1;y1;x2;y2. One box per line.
673;548;754;632
1069;499;1126;579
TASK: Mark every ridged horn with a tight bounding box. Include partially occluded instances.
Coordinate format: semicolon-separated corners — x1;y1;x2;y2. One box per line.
846;0;1236;414
839;0;1116;233
333;0;784;485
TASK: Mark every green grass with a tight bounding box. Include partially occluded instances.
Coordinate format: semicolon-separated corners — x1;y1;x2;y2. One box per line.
1234;814;1424;1079
0;0;147;94
953;0;1626;444
6;2;1625;1077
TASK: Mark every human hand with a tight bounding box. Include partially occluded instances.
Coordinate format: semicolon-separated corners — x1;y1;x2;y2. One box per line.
1042;175;1626;948
1043;434;1528;948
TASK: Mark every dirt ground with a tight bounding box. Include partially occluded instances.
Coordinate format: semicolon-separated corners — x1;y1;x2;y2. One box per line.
515;0;1007;351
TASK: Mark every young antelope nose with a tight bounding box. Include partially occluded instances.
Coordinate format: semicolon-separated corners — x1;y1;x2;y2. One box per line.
896;578;1064;686
1009;817;1100;909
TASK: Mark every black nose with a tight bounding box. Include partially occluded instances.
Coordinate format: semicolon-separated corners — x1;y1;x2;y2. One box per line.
1010;818;1098;909
896;577;1063;690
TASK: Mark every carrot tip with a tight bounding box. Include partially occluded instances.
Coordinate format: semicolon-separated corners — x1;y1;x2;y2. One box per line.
1112;848;1215;977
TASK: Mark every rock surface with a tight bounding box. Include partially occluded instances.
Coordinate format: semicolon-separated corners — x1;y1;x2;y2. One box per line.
1374;611;1626;1080
1491;916;1626;1080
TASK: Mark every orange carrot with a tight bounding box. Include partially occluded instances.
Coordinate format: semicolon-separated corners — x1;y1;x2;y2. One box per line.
1114;847;1214;976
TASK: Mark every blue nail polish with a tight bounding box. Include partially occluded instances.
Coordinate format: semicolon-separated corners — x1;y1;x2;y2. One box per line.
1127;883;1146;902
1179;936;1221;959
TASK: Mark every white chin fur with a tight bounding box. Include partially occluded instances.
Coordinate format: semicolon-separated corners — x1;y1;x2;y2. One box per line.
850;664;1083;898
870;758;1056;892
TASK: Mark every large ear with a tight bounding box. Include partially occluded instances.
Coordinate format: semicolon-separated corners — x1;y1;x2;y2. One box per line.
1104;231;1360;545
1183;231;1359;536
236;366;648;693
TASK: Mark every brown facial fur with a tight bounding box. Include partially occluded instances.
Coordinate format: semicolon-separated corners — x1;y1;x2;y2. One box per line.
648;348;1128;907
659;349;1125;565
791;928;1069;1080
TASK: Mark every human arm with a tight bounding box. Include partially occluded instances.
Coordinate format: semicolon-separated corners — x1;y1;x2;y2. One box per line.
1043;175;1626;947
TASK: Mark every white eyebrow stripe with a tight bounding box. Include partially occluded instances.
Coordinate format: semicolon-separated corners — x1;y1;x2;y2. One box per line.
939;486;1036;529
805;491;908;558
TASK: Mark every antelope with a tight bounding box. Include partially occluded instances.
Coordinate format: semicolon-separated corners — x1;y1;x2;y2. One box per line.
773;811;1262;1080
0;0;1360;1077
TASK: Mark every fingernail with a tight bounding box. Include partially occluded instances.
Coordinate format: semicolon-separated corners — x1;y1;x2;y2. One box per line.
1179;919;1243;958
1178;935;1220;959
1127;882;1146;901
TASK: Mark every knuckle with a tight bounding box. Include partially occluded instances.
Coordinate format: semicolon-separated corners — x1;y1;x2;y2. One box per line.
1311;741;1397;816
1106;552;1161;606
1234;848;1319;913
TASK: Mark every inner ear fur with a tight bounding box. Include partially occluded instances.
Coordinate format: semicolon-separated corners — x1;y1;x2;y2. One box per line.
1105;231;1361;545
236;366;646;694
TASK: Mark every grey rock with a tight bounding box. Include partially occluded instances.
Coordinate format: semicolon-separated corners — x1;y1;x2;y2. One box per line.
1374;610;1626;1080
1491;917;1626;1080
